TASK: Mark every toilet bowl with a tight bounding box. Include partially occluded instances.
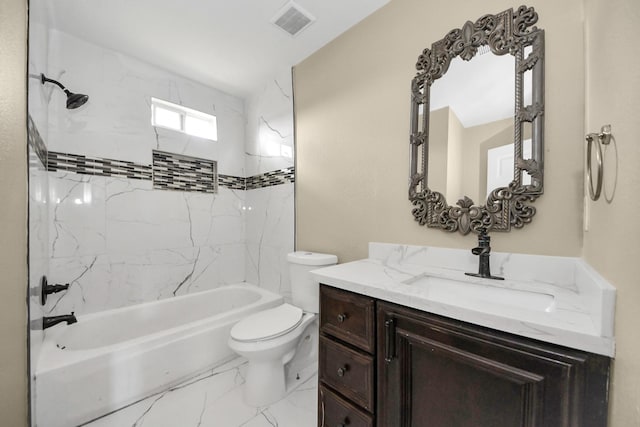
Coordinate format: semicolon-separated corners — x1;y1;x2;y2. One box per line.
228;305;316;406
228;251;337;406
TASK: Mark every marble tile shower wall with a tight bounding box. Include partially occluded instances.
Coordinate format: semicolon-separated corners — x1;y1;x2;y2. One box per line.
47;172;247;315
44;31;243;316
46;30;246;172
43;31;296;316
245;70;295;301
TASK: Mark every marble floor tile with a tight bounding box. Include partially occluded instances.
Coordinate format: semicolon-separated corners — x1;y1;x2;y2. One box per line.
83;357;317;427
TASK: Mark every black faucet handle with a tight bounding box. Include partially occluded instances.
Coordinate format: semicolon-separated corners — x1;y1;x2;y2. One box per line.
476;228;491;246
41;276;71;305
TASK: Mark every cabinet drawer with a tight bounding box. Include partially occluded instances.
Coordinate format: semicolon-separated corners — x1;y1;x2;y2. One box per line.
319;335;375;412
319;384;373;427
320;285;375;352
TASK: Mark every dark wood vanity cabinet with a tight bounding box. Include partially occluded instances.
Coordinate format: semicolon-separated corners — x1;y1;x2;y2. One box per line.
319;285;611;427
377;301;611;427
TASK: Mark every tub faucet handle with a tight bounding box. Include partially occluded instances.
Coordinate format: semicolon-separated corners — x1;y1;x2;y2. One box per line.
40;275;71;305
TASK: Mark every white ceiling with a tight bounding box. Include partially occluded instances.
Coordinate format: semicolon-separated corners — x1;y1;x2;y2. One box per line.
50;0;390;98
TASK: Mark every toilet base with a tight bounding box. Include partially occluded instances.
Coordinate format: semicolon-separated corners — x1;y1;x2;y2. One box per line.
237;318;319;407
244;359;287;406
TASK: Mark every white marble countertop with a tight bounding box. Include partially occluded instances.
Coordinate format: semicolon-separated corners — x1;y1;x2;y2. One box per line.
311;243;616;357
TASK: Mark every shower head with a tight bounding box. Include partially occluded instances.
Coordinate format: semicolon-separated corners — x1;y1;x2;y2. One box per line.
40;74;89;109
66;92;89;109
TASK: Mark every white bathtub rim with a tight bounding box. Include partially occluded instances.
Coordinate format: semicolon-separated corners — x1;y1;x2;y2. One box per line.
54;282;265;324
37;283;283;373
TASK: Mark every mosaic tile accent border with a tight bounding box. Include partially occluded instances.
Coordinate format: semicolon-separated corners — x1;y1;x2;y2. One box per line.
152;150;217;193
246;167;295;190
219;174;247;190
45;150;294;191
48;151;153;180
28;115;48;167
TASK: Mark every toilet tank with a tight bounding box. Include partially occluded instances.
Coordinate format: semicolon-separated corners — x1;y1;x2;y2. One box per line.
288;251;338;313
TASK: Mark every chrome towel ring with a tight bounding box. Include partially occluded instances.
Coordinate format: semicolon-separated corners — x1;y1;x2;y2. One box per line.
585;125;612;201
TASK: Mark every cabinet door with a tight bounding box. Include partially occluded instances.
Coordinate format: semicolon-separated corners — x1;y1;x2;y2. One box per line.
377;302;610;427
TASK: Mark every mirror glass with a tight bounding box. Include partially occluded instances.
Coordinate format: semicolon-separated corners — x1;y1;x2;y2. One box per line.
409;6;545;235
428;53;517;204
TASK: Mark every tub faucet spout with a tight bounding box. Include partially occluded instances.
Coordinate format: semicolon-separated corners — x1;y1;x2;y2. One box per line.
465;229;504;281
43;312;77;330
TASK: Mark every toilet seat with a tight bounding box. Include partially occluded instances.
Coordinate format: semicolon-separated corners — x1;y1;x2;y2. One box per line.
231;304;303;343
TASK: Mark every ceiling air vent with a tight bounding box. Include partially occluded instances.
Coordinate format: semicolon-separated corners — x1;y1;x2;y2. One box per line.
271;2;315;37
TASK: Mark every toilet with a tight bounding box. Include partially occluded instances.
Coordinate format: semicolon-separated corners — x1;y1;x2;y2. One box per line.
228;251;337;406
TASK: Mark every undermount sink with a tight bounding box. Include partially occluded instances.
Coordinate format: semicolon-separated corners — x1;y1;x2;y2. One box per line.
402;274;556;312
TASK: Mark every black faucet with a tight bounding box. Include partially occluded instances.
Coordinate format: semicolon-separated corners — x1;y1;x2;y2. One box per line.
43;313;77;329
465;228;504;280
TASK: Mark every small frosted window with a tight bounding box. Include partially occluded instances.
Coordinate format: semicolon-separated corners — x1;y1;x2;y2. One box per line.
185;115;217;140
151;98;218;141
153;106;182;131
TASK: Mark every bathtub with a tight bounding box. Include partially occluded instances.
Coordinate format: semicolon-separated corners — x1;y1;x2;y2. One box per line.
36;284;283;427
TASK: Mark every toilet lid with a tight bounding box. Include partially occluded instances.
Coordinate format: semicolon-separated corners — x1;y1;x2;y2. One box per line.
230;304;304;342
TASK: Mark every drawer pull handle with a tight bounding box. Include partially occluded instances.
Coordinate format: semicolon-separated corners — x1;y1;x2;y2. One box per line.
337;313;347;323
337;365;349;377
